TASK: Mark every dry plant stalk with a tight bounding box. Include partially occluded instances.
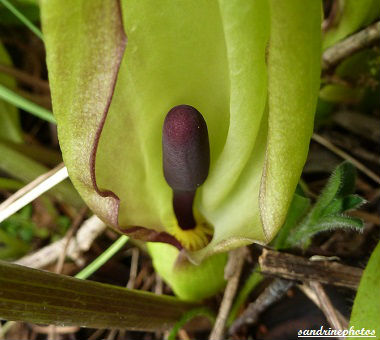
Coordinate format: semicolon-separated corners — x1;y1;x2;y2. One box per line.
259;249;362;290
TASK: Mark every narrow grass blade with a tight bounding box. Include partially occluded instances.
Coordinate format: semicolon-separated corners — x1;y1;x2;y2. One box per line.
0;260;198;331
0;0;43;40
227;268;264;325
75;235;129;280
0;84;55;124
168;307;215;340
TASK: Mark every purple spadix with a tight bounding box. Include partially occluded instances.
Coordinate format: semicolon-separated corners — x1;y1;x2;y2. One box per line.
162;105;210;230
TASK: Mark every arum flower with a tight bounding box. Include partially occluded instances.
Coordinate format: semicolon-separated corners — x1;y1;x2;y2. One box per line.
41;0;321;263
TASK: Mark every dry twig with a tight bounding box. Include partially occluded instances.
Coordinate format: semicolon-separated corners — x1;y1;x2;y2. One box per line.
209;247;248;340
298;284;348;328
309;281;345;339
178;329;190;340
0;163;69;222
322;21;380;70
0;63;50;92
229;278;294;334
134;264;150;289
15;215;106;269
154;274;163;295
106;329;118;340
141;273;156;291
55;207;88;274
30;325;79;335
332;111;380;144
312;133;380;184
88;329;106;340
259;249;362;290
126;248;139;289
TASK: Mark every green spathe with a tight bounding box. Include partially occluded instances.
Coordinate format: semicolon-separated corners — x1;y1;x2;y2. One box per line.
42;0;321;262
148;242;227;302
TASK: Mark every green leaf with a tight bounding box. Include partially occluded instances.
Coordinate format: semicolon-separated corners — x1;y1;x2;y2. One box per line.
286;214;363;247
312;214;363;231
0;204;51;258
148;242;227;302
1;139;62;167
319;83;364;104
0;228;29;259
273;192;311;250
310;162;356;221
336;49;380;81
0;177;23;190
0;141;83;208
322;195;365;216
284;162;365;248
0;43;23;143
320;49;379;105
323;0;380;50
348;241;380;338
0;260;198;331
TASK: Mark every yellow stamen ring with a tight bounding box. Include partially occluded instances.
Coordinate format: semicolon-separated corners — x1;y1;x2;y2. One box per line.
170;213;213;251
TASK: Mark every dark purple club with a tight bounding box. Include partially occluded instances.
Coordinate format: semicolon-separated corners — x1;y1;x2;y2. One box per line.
162;105;210;230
